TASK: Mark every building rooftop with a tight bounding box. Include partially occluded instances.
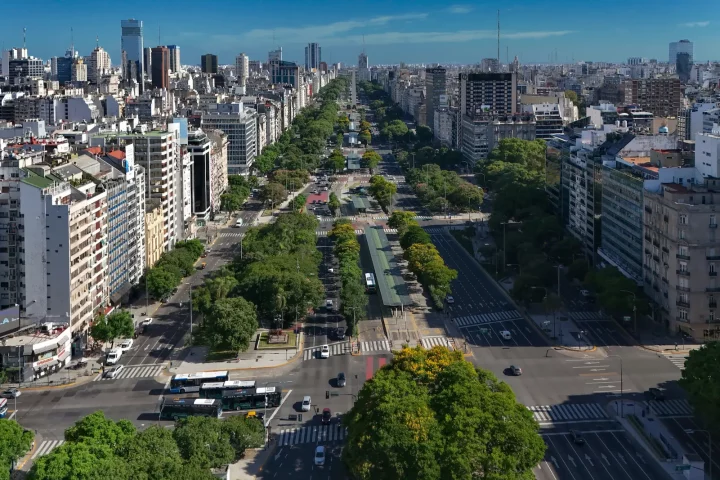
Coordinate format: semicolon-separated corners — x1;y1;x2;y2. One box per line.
21;169;63;189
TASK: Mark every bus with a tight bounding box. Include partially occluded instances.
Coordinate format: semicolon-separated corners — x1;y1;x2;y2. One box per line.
169;371;229;393
200;381;282;411
159;397;222;421
364;273;377;293
0;399;7;418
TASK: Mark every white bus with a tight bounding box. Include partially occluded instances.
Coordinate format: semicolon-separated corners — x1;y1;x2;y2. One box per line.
364;273;377;293
0;398;7;418
169;371;230;394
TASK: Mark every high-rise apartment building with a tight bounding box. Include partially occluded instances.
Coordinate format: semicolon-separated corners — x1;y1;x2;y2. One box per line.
235;53;249;86
358;53;368;69
201;103;257;175
460;72;517;116
676;52;693;83
151;46;169;90
121;19;144;92
669;39;693;65
167;45;181;73
187;129;228;218
425;67;447;133
201;54;218;74
71;58;87;82
358;52;370;82
268;48;282;62
305;43;321;71
623;78;682;117
87;46;111;84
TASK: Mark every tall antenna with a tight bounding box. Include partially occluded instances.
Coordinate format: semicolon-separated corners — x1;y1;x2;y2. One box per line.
158;26;161;46
362;34;366;55
96;35;99;49
70;27;74;56
23;27;27;49
496;10;500;64
506;46;509;64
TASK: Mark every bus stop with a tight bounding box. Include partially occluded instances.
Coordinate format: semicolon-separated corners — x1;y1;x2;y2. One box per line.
363;226;411;313
352;195;371;214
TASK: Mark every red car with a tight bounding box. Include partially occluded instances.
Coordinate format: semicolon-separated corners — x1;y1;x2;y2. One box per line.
322;408;332;425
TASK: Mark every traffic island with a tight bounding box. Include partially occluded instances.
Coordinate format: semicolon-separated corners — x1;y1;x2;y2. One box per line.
256;331;298;350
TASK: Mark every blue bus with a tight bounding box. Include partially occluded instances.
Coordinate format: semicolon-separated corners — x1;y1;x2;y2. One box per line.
169;371;229;393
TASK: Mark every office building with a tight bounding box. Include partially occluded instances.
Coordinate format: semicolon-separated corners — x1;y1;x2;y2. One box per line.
1;48;28;77
167;45;181;73
270;60;300;89
268;48;282;62
676;52;692;83
305;43;321;71
143;47;152;79
56;53;74;84
71;58;87;83
7;57;43;84
121;19;144;92
425;67;447;133
669;39;693;65
201;103;257;175
151;46;169;90
87;46;111;84
623;78;682;117
201;54;218;74
235;53;249;86
480;58;500;72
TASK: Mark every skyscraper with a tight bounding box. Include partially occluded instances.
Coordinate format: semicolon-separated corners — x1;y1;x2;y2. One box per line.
121;19;144;91
235;53;249;86
676;52;692;83
87;46;111;84
305;43;321;71
151;46;169;89
167;45;181;73
268;48;282;62
201;54;218;74
425;67;447;132
143;47;152;79
669;39;693;65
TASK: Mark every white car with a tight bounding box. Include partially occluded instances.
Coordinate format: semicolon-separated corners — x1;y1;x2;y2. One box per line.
445;295;455;305
314;446;326;466
500;330;512;340
580;289;591;297
320;345;330;359
117;339;134;352
140;318;153;327
325;299;334;310
301;396;312;411
103;365;125;379
235;218;244;227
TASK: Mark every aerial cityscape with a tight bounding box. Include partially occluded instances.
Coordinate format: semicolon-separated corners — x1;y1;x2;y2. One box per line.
0;4;719;480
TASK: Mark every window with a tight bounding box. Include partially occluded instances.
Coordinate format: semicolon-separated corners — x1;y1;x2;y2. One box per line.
712;215;718;226
680;214;688;225
679;293;688;303
679;246;689;256
680;262;688;272
679;229;686;239
680;277;689;288
679;309;689;320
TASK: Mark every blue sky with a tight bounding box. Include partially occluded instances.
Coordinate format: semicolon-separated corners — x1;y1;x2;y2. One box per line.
3;0;719;66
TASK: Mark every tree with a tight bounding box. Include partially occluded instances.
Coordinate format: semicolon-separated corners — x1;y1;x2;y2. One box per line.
359;130;372;146
253;151;277;175
680;342;720;432
449;182;484;212
328;151;346;172
29;441;131;480
328;192;341;215
192;274;238;315
90;311;135;347
172;416;235;470
368;175;397;213
0;419;34;476
564;90;579;104
343;346;546;480
415;125;433;145
260;182;287;207
121;426;199;480
400;225;431;250
487;138;546;174
361;150;382;173
291;194;307;212
222;415;266;457
388;211;418;236
145;264;180;300
203;297;258;352
336;132;344;147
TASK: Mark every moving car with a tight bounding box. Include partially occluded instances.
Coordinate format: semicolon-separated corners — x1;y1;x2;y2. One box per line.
648;387;665;401
301;396;312;411
445;295;455;305
571;430;585;445
140;318;153;327
104;365;125;379
320;345;330;359
118;339;134;352
314;446;326;466
1;388;20;399
337;372;346;387
335;328;346;340
105;348;122;365
325;299;334;310
235;218;243;227
322;408;332;424
510;365;522;376
500;330;512;340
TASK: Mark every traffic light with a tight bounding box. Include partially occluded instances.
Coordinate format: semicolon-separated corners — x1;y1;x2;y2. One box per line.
326;390;330;399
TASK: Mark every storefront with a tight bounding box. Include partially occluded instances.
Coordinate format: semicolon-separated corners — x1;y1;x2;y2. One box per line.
31;332;71;380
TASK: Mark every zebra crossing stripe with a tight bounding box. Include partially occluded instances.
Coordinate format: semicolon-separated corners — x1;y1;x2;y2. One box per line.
455;311;522;328
527;403;608;424
32;440;65;459
277;424;347;446
95;365;163;381
650;399;693;417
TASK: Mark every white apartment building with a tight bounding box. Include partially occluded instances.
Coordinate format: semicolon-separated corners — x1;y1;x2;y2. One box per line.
235;53;249;87
201;103;257;175
87;47;111;84
208;130;228;214
20;169;108;334
434;107;454;147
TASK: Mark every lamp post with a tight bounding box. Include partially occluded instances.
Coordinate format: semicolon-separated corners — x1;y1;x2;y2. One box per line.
619;290;637;334
607;354;624;417
262;381;293;427
684;429;711;479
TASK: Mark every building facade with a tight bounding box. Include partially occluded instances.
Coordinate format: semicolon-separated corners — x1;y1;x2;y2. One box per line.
121;19;144;92
151;46;169;90
425;67;446;134
201;103;257;175
305;43;321;71
144;201;164;267
623;78;682;117
201;54;218;74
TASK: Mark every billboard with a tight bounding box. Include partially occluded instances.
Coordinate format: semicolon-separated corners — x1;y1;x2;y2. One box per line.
0;306;21;336
171;118;189;145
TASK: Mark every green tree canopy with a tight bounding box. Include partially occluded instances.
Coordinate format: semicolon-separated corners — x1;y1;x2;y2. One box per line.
90;311;135;347
260;182;288;206
328;192;341;215
361;150;382;172
388;211;418;236
0;419;34;477
172;416;235;470
343;346;546;479
400;225;432;250
203;297;259;352
680;342;720;432
368;175;397;212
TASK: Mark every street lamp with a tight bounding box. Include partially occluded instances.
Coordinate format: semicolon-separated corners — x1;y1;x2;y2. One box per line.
619;290;637;333
684;429;711;479
607;354;624;417
262;381;293;427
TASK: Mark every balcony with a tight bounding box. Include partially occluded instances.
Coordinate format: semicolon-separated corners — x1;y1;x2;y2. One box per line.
710;272;718;277
645;206;652;214
676;286;691;292
676;316;689;323
708;255;720;261
676;300;690;308
676;254;691;260
707;287;720;293
711;224;718;229
676;270;690;277
662;246;669;254
653;240;660;247
653;255;660;262
664;215;669;223
710;302;718;309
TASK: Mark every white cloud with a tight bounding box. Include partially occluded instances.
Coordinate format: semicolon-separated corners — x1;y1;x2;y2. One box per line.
679;21;710;27
448;5;473;14
341;29;574;45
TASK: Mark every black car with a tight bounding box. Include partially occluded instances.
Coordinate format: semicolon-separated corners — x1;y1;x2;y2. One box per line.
336;328;346;340
337;372;346;387
322;408;332;424
648;387;665;401
571;430;585;445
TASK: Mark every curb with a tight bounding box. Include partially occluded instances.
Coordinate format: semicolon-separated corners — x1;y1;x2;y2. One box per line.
554;345;598;353
639;345;694;355
15;437;39;471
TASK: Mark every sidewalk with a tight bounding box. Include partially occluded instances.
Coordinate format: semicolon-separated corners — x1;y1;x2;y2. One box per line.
526;312;595;351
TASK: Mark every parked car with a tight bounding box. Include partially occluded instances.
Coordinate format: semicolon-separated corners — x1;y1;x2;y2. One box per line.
118;339;134;352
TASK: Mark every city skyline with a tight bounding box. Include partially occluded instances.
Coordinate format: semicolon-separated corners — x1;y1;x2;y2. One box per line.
2;0;719;66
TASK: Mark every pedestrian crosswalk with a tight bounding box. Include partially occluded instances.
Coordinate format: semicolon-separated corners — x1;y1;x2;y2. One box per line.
425;227;445;234
367;215;432;221
421;336;454;350
665;354;688;370
31;440;65;459
304;342;350;360
568;311;604;321
277;423;347;446
454;310;523;328
218;232;245;239
649;398;693;417
361;339;390;353
315;229;396;236
94;365;165;381
527;403;609;424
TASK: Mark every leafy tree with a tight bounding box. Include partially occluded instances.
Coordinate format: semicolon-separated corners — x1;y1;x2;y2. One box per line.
192;274;238;315
487;138;546;174
222;415;266;456
415;125;433;145
382;120;409;142
220;193;243;215
680;342;720;432
90;311;135;347
64;411;136;447
29;441;131;480
327;150;346;172
584;267;647;318
253;151;277;175
400;225;432;250
359;130;372;146
260;182;287;207
567;258;588;282
145;267;180;300
361;150;382;173
449;181;484;212
564;89;579;104
368;175;397;212
203;297;258;352
336;132;344;147
0;419;34;476
172;416;235;470
343;346;545;479
328;192;341;215
291;194;307;212
388;211;418;236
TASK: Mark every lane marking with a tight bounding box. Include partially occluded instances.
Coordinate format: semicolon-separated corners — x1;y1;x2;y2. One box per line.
265;389;292;427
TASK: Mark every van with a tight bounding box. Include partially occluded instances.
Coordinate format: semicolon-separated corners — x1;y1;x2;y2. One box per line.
500;330;512;340
106;349;122;365
235;218;243;227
